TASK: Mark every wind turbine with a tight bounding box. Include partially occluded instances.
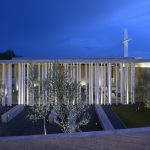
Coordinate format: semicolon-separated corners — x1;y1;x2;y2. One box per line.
122;28;132;57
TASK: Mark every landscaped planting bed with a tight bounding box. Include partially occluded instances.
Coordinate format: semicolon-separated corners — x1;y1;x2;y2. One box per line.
0;105;102;136
112;103;150;128
0;105;16;123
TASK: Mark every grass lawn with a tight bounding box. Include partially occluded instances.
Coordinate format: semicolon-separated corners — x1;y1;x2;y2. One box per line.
113;104;150;128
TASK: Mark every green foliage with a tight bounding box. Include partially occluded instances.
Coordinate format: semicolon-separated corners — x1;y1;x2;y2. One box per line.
46;64;89;133
28;103;51;122
0;49;16;60
145;99;150;109
0;81;8;106
53;102;89;133
136;69;150;109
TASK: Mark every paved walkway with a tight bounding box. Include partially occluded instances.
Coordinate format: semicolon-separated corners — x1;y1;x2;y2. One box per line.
0;127;150;150
102;105;126;129
95;105;114;130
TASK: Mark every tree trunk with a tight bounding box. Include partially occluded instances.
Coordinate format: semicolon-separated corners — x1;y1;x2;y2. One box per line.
43;117;47;135
68;109;76;133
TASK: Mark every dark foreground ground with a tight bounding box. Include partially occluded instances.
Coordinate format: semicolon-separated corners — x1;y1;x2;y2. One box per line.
0;105;102;136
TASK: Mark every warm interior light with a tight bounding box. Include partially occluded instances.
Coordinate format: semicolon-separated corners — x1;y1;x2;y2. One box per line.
81;81;86;86
16;84;18;91
34;83;38;87
136;63;150;68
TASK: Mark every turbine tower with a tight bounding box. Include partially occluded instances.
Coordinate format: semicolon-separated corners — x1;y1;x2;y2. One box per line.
123;28;131;57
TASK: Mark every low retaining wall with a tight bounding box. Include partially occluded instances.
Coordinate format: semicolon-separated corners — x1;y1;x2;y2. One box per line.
95;105;114;130
0;127;150;141
0;127;150;150
1;105;24;123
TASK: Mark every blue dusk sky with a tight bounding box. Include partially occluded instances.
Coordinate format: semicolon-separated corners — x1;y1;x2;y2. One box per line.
0;0;150;58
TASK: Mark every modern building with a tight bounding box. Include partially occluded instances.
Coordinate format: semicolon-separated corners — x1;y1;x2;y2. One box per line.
0;57;150;106
0;30;149;106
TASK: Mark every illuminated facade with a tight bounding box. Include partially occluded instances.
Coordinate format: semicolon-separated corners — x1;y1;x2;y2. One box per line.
0;57;149;106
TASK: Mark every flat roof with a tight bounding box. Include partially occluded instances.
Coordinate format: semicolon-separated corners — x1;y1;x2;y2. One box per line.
0;57;150;64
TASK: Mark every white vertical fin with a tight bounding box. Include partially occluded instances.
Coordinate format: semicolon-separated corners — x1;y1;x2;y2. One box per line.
123;28;131;57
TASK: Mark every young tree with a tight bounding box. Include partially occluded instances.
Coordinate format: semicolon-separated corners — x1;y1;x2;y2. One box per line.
0;81;8;106
27;63;89;134
27;64;51;135
46;64;89;133
28;103;51;135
